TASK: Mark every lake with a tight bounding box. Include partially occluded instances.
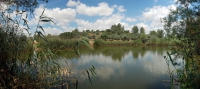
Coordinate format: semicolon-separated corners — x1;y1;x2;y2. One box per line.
57;46;173;89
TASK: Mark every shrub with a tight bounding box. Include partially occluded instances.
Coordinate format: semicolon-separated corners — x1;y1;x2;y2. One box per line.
94;39;103;47
149;35;158;45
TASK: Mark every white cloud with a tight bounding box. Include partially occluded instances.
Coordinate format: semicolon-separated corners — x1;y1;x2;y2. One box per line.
113;5;118;8
61;26;76;32
29;5;76;26
125;17;136;22
118;6;126;12
43;27;63;35
141;5;176;31
142;5;169;21
27;0;176;35
66;0;80;7
76;2;114;16
27;4;77;35
76;13;125;31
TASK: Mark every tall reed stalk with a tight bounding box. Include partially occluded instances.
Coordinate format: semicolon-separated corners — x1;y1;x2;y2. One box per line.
0;2;95;89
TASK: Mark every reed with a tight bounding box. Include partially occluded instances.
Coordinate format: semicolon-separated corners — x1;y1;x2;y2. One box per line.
0;5;95;89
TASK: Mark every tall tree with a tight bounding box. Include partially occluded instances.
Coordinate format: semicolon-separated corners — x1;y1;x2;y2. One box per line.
163;0;200;38
110;23;124;35
72;28;79;33
132;26;139;34
149;30;157;36
156;29;164;38
140;27;145;34
163;0;200;88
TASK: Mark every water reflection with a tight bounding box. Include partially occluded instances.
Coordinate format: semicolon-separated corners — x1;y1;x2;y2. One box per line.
57;46;172;89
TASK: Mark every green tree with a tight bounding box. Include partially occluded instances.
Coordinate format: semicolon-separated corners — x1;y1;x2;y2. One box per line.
72;28;80;38
163;0;200;88
156;29;164;38
140;27;145;34
149;30;157;36
140;33;147;41
101;33;108;41
110;23;124;35
73;28;79;33
132;26;139;34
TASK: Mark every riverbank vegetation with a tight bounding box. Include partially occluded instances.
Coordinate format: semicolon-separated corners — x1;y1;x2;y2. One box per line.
1;0;199;89
35;23;181;50
163;0;200;88
0;0;95;89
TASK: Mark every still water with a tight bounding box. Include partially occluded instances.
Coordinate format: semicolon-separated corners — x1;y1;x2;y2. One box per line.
58;46;172;89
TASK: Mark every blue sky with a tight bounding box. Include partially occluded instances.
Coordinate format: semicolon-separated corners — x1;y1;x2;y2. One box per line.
27;0;176;35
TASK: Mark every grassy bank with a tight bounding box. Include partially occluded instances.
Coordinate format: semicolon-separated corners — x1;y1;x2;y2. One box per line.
93;38;181;47
36;36;90;50
34;36;181;50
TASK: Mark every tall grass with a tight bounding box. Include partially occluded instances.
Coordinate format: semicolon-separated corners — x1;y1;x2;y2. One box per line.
94;38;177;47
93;39;139;46
0;5;95;89
164;38;200;89
37;36;90;51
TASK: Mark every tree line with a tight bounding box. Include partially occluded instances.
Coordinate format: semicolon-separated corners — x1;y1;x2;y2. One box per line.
58;23;170;43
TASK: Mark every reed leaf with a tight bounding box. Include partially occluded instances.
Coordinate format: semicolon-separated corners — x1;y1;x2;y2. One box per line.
86;70;92;85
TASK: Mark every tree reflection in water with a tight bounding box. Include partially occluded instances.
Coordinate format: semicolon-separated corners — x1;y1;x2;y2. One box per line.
56;46;171;89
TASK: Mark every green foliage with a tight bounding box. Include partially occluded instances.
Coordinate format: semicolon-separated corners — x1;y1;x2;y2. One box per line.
93;39;103;47
0;1;96;89
0;3;65;88
149;30;157;36
130;34;139;40
140;33;147;41
132;26;139;34
101;33;108;41
163;0;200;88
133;39;142;45
156;29;164;38
140;27;145;34
59;32;73;39
110;23;124;35
158;37;166;45
149;35;159;45
113;34;120;40
121;34;130;41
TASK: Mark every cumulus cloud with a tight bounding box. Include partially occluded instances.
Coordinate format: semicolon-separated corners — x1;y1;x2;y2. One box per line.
113;5;118;8
61;26;76;32
141;5;176;31
33;5;76;26
76;2;114;16
28;5;77;35
26;0;176;35
66;0;80;7
118;6;126;12
125;17;136;22
43;27;63;35
29;5;75;26
76;13;125;31
142;6;169;21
